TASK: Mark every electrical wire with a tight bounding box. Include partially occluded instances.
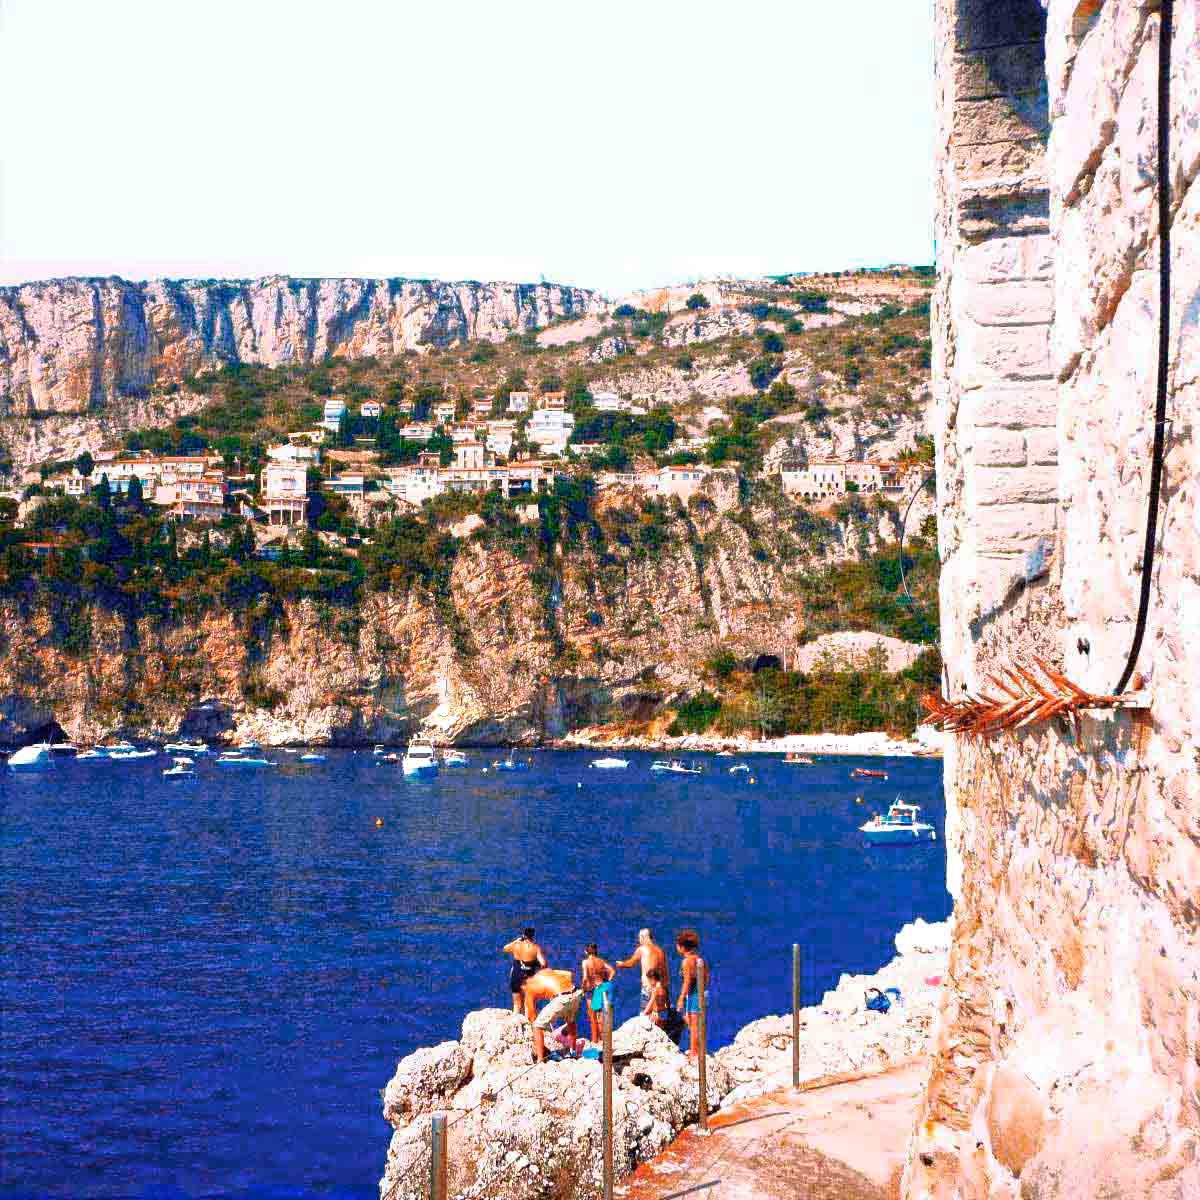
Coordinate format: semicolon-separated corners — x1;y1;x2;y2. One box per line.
1115;0;1173;694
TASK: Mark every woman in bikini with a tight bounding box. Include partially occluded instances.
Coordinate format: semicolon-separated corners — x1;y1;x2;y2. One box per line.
675;928;709;1059
502;927;546;1013
581;943;615;1043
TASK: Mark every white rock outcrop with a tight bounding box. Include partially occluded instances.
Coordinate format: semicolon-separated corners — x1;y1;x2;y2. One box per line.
378;1009;731;1200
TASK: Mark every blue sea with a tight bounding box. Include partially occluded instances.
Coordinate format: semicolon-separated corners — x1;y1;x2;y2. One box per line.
0;748;948;1198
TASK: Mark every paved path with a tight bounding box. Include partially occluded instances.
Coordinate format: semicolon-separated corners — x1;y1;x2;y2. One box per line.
619;1062;926;1200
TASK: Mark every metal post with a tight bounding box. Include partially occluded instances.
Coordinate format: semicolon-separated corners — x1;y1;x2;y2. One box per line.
602;994;614;1200
697;961;709;1132
429;1114;447;1200
792;943;801;1089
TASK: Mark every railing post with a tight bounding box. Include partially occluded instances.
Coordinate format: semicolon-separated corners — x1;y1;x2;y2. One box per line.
792;942;801;1089
697;961;709;1132
429;1113;447;1200
602;993;614;1200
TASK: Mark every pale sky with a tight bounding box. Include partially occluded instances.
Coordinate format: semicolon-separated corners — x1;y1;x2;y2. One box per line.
0;0;934;297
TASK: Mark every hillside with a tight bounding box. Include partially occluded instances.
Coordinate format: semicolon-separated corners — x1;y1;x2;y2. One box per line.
0;267;940;746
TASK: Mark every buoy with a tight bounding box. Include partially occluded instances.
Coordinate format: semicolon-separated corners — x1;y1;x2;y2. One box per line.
855;795;863;804
577;782;582;789
374;817;384;828
749;777;756;784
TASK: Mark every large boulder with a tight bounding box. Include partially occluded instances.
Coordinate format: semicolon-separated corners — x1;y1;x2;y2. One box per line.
378;1011;732;1200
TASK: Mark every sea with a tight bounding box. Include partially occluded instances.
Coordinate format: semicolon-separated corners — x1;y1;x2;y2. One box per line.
0;747;948;1199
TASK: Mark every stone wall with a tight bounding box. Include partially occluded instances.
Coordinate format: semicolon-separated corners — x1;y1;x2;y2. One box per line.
909;1;1199;1196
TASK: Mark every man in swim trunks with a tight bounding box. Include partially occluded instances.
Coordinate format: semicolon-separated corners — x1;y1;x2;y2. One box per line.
524;967;583;1063
615;927;668;1009
502;927;546;1013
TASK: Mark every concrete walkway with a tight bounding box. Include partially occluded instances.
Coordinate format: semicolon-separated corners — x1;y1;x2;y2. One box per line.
619;1062;926;1200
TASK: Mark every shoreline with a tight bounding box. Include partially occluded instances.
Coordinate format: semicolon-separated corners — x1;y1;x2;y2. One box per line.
553;725;946;758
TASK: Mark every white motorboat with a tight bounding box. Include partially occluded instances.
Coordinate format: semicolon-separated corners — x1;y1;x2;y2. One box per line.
590;757;629;770
8;743;53;772
716;750;734;757
373;744;388;757
728;763;751;774
299;752;327;763
650;759;702;775
217;752;275;769
492;755;529;772
861;800;937;845
49;742;78;756
441;749;468;767
163;756;196;779
75;748;110;761
102;741;137;755
402;740;439;778
107;748;158;761
236;740;261;752
164;741;208;755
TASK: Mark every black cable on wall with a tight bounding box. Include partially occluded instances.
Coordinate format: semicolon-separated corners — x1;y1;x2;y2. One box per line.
1114;0;1173;695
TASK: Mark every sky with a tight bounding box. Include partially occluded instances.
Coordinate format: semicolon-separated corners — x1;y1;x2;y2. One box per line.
0;1;934;297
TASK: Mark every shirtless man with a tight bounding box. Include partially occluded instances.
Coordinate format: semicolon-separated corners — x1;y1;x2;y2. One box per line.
524;968;584;1063
615;928;668;1011
502;927;546;1013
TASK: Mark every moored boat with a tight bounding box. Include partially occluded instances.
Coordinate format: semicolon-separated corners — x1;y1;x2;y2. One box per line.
217;752;275;769
860;799;936;845
164;741;209;755
590;757;629;770
441;749;468;767
492;755;529;772
784;753;816;765
299;752;327;763
402;740;439;778
108;748;158;760
650;759;703;775
163;756;196;779
8;743;53;773
729;763;750;774
851;766;888;780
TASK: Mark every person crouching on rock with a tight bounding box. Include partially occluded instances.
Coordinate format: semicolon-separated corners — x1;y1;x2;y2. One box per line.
503;927;546;1014
581;943;615;1042
525;968;583;1063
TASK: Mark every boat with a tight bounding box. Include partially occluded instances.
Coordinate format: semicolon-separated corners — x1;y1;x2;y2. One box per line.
75;748;110;761
375;751;402;764
107;748;158;760
235;740;261;752
8;743;53;772
851;767;889;780
784;753;816;766
373;744;388;757
650;759;703;775
102;741;137;755
492;756;529;772
216;752;275;769
401;740;439;778
441;749;468;767
49;742;78;757
162;756;196;779
590;757;629;770
861;799;936;845
716;750;734;757
164;741;209;755
729;763;751;774
299;752;327;763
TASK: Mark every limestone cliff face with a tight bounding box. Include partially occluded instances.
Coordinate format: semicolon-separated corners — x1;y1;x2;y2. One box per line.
909;3;1199;1198
0;488;895;747
0;275;605;465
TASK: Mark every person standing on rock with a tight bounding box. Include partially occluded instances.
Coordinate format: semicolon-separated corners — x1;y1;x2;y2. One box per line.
615;927;668;1012
524;968;584;1063
675;929;708;1060
502;927;546;1014
580;943;615;1043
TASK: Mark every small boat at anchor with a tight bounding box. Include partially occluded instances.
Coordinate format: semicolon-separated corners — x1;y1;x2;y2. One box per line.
861;799;936;845
650;759;703;775
162;756;196;779
108;748;158;761
402;740;439;779
784;753;816;766
441;749;468;767
8;743;53;773
851;766;888;780
299;752;327;763
590;757;629;770
492;756;530;772
729;763;751;774
217;752;275;769
164;741;209;755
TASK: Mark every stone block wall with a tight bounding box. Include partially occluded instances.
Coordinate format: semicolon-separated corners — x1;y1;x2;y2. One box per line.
908;1;1199;1196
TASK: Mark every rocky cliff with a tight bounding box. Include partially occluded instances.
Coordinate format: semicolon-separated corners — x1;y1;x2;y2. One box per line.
0;481;919;748
0;275;605;467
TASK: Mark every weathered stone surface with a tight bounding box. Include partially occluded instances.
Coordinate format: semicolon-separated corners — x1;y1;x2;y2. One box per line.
958;321;1052;386
378;1010;732;1200
962;279;1054;326
913;2;1200;1198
